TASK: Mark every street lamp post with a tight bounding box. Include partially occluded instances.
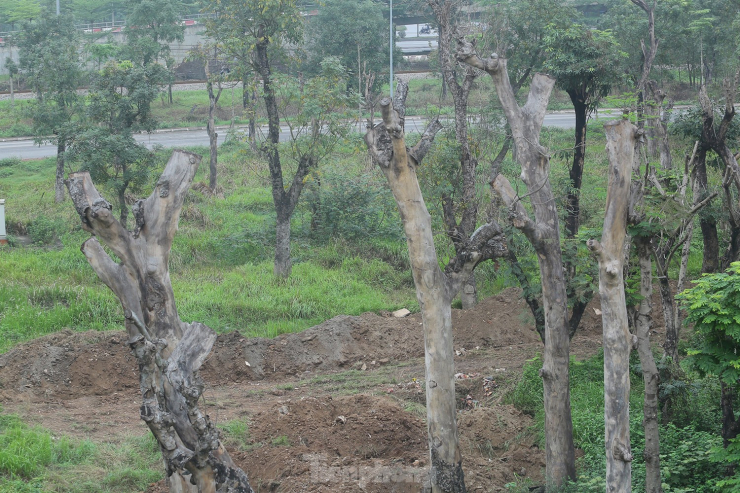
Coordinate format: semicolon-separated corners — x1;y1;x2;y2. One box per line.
389;0;393;98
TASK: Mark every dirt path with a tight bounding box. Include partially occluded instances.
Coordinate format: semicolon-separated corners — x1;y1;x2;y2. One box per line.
0;288;642;492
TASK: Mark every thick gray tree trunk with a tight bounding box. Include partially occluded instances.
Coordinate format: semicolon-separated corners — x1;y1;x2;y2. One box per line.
66;150;254;493
588;119;636;493
457;42;576;488
364;82;506;493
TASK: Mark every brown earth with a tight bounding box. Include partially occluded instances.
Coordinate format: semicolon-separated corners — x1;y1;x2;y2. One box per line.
0;287;664;492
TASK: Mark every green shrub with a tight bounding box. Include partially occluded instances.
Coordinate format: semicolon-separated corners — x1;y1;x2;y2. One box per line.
28;216;65;245
0;157;20;168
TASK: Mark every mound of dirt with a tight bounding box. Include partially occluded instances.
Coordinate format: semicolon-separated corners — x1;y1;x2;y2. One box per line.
146;395;544;493
0;330;138;400
0;288;542;401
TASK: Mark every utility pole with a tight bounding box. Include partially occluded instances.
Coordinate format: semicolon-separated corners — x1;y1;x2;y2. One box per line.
56;0;60;15
389;0;393;98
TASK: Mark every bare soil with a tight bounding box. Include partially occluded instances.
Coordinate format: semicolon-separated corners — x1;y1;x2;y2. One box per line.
0;288;658;492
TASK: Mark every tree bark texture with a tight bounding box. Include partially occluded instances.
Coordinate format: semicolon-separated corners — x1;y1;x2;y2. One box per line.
588;119;636;493
364;82;507;493
206;79;222;191
645;81;673;173
564;92;587;241
635;239;663;493
698;83;740;269
694;150;720;273
457;41;577;488
55;139;66;203
66;150;254;493
428;0;481;309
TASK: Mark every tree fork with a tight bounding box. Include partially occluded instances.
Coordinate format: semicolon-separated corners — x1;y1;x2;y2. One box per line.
67;150;254;493
457;36;577;488
365;82;506;492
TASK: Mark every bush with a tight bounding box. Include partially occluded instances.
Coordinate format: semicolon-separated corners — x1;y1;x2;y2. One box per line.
0;157;20;168
28;216;65;246
301;168;400;241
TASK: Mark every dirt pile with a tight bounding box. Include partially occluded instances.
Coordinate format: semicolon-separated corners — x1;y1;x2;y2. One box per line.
0;288;540;399
228;395;542;493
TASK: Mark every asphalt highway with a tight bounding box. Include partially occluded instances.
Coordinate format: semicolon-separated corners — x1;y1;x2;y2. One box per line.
0;112;604;161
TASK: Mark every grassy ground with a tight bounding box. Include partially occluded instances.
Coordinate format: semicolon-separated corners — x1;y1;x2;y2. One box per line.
0;406;161;493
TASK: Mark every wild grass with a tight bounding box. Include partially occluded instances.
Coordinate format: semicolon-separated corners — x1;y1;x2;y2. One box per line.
0;406;162;493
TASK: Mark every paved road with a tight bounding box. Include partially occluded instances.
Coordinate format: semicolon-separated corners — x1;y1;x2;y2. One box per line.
0;112;610;161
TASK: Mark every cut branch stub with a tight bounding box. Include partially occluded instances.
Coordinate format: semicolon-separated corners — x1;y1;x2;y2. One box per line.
66;150;254;493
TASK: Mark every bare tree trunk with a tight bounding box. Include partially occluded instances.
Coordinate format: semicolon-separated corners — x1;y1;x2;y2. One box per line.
55;139;66;203
367;93;466;491
635;239;662;493
254;32;308;278
205;78;223;191
564;93;588;241
274;213;291;278
588;118;635;493
457;44;576;488
66;151;254;493
428;0;481;309
365;83;506;493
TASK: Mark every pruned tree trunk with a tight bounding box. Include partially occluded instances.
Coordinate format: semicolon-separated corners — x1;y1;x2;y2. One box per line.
588;119;636;493
364;82;507;493
66;150;254;493
55;139;66;203
457;41;576;488
635;239;662;493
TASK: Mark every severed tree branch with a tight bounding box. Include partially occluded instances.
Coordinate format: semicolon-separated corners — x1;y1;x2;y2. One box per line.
444;221;507;297
492;174;542;247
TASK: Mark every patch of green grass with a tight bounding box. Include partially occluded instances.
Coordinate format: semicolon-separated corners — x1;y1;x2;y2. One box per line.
0;412;95;480
218;419;251;451
270;435;290;447
0;405;163;493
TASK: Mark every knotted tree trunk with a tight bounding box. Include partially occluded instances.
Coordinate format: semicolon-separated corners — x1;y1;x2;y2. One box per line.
66;150;254;493
588;119;636;492
364;81;507;493
457;39;576;488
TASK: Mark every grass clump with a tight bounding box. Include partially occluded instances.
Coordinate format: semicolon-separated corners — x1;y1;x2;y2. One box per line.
0;412;94;480
0;406;163;493
218;419;251;451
